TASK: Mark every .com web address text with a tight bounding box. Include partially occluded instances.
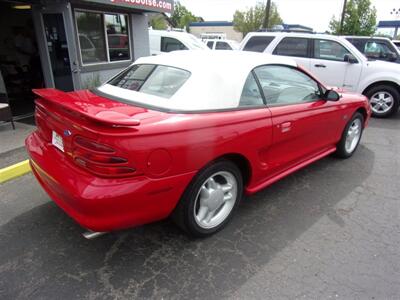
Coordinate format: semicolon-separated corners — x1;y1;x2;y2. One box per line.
110;0;173;12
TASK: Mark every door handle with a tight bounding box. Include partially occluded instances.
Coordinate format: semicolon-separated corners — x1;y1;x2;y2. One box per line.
314;64;326;68
280;122;292;133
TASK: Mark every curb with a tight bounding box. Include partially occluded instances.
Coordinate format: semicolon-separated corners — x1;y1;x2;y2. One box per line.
0;160;31;184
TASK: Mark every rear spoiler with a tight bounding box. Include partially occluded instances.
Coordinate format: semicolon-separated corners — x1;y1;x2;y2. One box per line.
32;88;141;127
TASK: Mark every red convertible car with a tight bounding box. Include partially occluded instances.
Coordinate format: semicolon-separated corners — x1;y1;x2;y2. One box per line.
26;51;371;237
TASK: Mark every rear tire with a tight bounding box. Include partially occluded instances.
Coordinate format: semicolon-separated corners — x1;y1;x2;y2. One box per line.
335;112;364;158
365;85;400;118
172;160;243;238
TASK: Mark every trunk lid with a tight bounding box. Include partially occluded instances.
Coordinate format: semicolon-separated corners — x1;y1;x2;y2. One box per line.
32;88;165;177
33;88;146;127
33;88;148;145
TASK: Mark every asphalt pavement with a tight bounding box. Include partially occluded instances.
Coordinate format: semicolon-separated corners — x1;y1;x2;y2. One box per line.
0;115;399;300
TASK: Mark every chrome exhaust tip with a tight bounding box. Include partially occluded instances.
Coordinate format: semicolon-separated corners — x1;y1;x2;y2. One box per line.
82;230;106;240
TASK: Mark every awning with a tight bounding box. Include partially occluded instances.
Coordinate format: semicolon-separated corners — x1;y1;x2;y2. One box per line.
82;0;173;13
377;20;400;28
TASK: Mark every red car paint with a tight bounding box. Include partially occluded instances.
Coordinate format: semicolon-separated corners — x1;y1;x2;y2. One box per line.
26;88;371;232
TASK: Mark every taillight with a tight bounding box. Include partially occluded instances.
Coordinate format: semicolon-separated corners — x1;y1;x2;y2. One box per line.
74;136;115;153
72;136;136;177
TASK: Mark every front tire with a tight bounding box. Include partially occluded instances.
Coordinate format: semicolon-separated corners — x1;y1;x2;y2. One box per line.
365;85;400;118
335;112;364;158
172;160;243;237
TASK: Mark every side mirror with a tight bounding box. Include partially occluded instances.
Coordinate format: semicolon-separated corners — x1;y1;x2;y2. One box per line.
324;89;341;101
344;53;358;64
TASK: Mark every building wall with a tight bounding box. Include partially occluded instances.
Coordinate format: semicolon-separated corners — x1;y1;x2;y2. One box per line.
131;13;150;60
189;26;243;42
31;1;150;91
80;68;124;88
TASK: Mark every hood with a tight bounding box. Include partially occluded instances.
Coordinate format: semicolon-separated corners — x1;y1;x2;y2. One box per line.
364;59;400;71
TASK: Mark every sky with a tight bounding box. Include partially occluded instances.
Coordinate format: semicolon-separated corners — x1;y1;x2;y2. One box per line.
179;0;400;33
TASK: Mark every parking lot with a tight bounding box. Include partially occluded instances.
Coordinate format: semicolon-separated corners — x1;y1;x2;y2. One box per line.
0;115;399;299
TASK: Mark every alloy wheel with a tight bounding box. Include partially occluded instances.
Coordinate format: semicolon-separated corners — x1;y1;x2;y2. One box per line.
345;118;362;154
193;171;238;229
370;91;394;115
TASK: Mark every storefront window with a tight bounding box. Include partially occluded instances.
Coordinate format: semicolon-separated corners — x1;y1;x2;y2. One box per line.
75;11;131;64
105;14;130;61
75;11;107;64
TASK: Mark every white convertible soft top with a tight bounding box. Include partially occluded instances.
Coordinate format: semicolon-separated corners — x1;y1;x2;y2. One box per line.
97;50;297;111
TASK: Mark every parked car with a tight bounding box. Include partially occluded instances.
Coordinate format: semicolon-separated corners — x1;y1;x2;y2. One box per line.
108;34;129;61
240;32;400;117
200;33;226;40
26;51;370;238
344;36;400;63
204;39;239;50
149;30;209;55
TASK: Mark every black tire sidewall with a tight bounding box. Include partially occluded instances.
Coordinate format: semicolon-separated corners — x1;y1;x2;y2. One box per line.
366;85;400;118
336;112;364;158
180;160;243;237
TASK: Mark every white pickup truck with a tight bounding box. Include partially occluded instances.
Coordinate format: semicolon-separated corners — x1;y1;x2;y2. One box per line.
240;32;400;117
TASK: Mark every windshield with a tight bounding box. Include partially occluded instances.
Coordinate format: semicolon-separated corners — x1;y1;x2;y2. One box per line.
186;34;209;50
108;64;191;99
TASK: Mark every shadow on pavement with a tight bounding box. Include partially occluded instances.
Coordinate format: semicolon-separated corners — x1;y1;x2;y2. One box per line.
368;112;400;130
0;145;374;299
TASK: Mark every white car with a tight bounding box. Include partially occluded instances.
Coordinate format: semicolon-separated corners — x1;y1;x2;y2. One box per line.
149;30;209;56
204;39;239;50
240;32;400;117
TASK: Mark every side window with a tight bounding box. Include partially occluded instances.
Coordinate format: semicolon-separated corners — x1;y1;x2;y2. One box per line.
161;37;188;52
253;65;321;106
273;37;309;58
216;41;232;50
239;72;264;107
364;41;396;59
314;39;350;61
243;36;275;52
206;41;214;49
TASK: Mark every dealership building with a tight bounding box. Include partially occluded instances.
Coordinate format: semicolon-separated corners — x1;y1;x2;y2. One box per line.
0;0;173;117
189;21;243;42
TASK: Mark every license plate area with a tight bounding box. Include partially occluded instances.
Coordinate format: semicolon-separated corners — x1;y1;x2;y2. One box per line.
52;131;64;152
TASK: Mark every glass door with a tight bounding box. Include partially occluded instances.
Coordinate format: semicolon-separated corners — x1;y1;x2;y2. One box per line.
42;13;74;91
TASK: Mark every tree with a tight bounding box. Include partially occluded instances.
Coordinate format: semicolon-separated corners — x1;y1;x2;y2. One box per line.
329;0;377;35
233;2;282;37
149;14;168;30
171;2;201;31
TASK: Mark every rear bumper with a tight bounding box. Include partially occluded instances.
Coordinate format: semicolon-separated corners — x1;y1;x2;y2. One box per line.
26;132;196;232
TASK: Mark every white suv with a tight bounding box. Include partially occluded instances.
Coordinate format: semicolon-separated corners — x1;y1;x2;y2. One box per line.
240;32;400;117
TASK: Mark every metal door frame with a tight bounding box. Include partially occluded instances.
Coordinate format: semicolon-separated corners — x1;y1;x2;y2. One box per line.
32;1;81;90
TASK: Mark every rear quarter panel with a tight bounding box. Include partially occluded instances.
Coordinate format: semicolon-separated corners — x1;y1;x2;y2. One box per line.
109;108;274;187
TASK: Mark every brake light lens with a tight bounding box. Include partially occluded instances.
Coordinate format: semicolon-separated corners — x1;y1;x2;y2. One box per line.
74;136;115;153
75;157;136;177
74;150;127;164
72;136;136;177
